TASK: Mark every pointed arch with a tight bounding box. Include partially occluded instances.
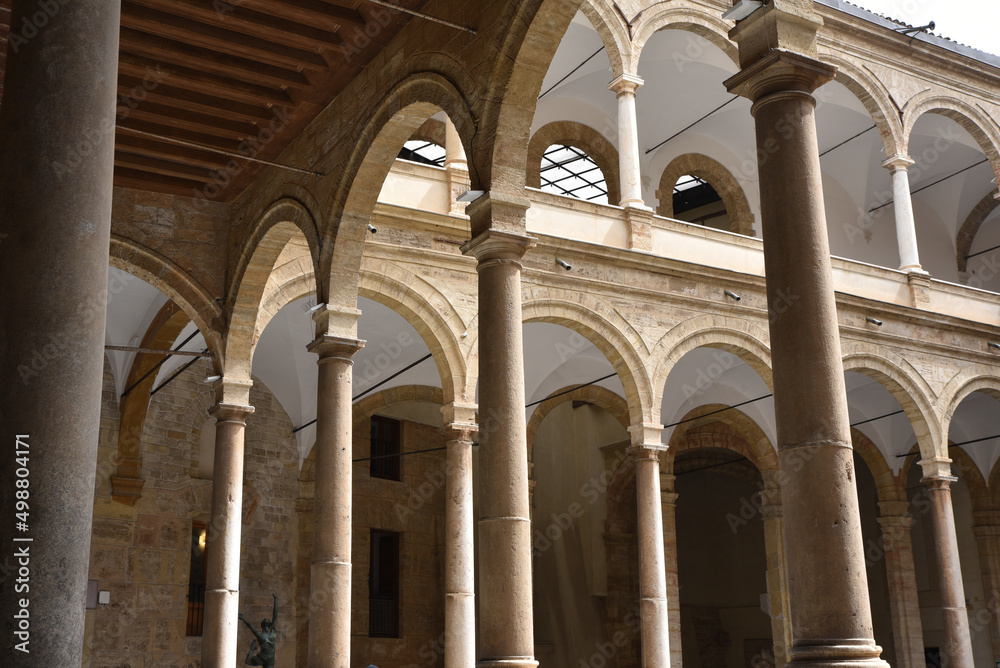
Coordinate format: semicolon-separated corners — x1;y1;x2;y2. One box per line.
321;72;477;324
225;199;320;381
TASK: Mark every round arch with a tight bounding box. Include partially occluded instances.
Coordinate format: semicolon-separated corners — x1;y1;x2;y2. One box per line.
522;294;652;426
655;152;755;235
949;445;993;512
956;190;1000;275
321;72;477;321
526;384;630;463
938;370;1000;450
578;0;630;78
851;427;902;503
630;5;739;73
109;236;225;368
841;347;941;461
664;403;778;474
527;121;622;204
901;93;1000;185
650;315;773;415
822;55;904;159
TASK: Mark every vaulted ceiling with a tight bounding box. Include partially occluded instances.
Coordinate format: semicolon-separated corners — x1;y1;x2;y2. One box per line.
0;0;427;199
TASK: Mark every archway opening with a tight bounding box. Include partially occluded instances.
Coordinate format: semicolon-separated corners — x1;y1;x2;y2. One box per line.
672;173;727;229
674;445;773;668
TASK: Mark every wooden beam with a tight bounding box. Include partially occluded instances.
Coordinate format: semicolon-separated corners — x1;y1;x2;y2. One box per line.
118;101;258;140
119;27;313;91
115;150;217;183
115;133;227;171
126;0;346;53
117;76;274;124
114;167;213;196
118;52;292;107
121;4;330;72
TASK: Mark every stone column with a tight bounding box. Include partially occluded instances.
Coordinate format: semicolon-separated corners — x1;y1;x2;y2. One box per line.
760;473;792;668
306;335;365;668
202;395;255;667
0;2;121;664
881;156;924;272
876;501;924;668
445;118;471;216
920;460;974;668
972;510;1000;662
725;6;888;665
629;425;669;668
609;74;647;208
442;404;478;668
660;473;683;668
461;195;536;668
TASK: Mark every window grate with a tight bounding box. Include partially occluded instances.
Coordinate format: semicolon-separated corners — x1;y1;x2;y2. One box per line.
370;416;402;481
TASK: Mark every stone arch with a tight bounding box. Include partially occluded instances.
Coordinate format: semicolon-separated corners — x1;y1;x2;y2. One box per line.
841;346;941;461
956;190;1000;274
522;295;651;426
651;315;773;420
358;260;469;405
851;427;903;503
410;117;447;148
109;236;225;367
664;404;778;475
300;384;445;481
527;121;622;204
225;199;321;382
901;93;1000;186
474;0;586;193
322;72;477;322
939;370;1000;450
822;55;904;159
631;5;739;73
578;0;629;78
655;152;755;235
526;384;630;463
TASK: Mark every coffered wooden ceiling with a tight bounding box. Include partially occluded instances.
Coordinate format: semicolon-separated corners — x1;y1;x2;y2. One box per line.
0;1;429;200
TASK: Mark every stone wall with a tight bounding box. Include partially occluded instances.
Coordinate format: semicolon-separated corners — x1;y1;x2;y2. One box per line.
83;359;299;668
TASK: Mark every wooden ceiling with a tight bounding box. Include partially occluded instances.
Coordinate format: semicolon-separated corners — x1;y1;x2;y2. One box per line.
0;1;429;200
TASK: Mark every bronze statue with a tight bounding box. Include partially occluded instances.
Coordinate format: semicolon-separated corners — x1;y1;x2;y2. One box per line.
238;593;278;667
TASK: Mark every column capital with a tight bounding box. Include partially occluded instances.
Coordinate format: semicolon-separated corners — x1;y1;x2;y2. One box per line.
307;334;365;360
881;155;915;172
878;499;913;520
442;401;478;426
212;376;254;407
609;73;644;96
877;514;916;531
628;422;664;449
918;456;953;480
461;228;536;264
445;422;478;442
922;474;958;491
725;50;836;104
209;402;255;423
311;302;362;339
464;189;532;237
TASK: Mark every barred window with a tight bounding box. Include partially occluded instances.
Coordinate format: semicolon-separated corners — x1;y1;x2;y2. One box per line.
369;530;401;638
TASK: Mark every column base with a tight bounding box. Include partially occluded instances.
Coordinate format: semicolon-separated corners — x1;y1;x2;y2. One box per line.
477;659;539;668
786;642;889;667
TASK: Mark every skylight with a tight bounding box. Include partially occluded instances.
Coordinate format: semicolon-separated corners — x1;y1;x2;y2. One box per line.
539;144;609;204
399;140;446;167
